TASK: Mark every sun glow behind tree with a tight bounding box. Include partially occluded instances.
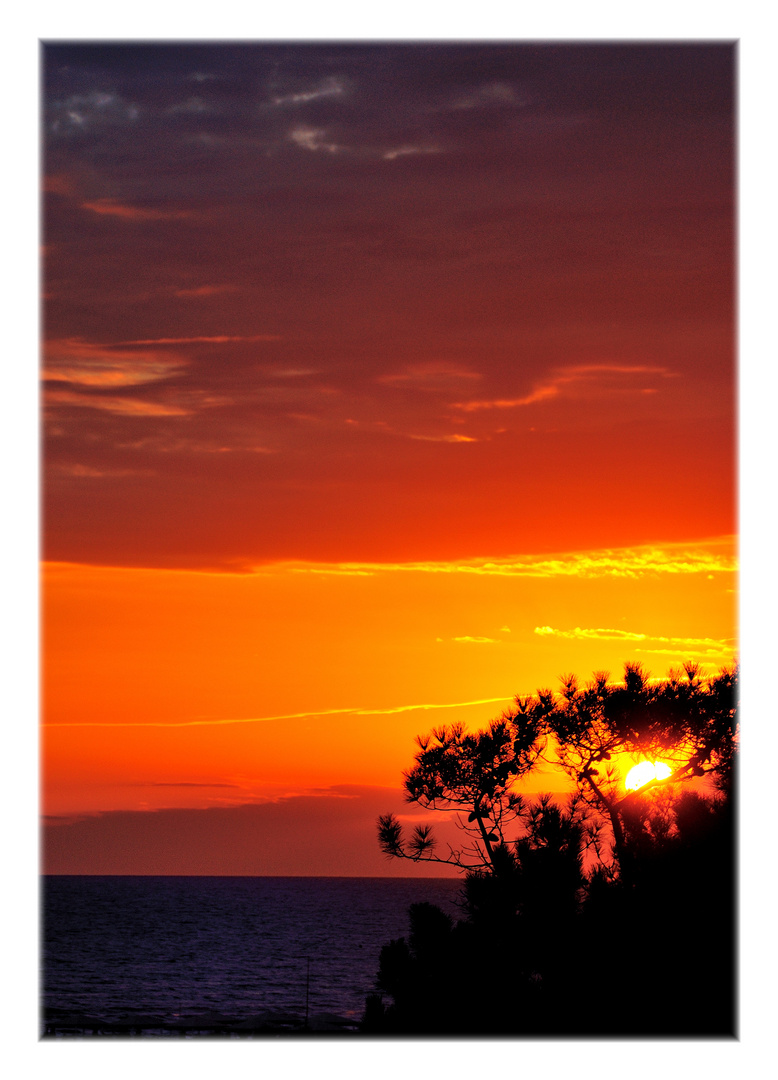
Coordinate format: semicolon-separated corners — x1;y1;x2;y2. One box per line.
379;661;738;880
624;760;673;791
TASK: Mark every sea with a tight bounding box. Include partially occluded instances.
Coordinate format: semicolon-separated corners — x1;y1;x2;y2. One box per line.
41;876;463;1036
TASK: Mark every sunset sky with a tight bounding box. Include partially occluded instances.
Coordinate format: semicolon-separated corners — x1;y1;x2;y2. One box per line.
41;42;737;875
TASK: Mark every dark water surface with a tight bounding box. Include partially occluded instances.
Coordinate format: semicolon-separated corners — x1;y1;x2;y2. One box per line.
42;876;462;1032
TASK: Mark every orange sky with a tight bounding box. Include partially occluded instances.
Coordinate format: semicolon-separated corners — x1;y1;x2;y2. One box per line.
41;536;737;872
41;43;736;874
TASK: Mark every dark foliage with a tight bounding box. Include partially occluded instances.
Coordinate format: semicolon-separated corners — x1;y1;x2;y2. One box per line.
364;781;735;1035
378;662;738;882
365;662;737;1036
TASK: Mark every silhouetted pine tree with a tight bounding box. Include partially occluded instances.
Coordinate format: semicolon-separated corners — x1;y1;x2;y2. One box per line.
365;662;737;1036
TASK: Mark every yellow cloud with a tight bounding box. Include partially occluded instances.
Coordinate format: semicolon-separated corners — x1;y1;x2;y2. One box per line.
535;626;649;641
635;646;735;659
284;539;736;580
452;635;500;644
534;625;735;653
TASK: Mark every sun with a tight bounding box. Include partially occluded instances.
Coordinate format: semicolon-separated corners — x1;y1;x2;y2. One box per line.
624;760;673;791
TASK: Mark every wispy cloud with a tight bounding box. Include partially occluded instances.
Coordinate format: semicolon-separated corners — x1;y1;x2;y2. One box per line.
289;126;342;153
42;694;513;728
453;364;675;412
342;413;478;444
48;91;139;134
136;781;239;789
408;433;478;443
287;127;440;162
378;363;482;389
50;464;155;479
455;385;559;411
174;285;239;298
166;96;216;115
113;435;276;456
81;199;191;221
45;389;190;417
452;82;523;110
382;145;442;161
43;174;75;196
111;334;280;346
272;78;346;106
43;338;186;388
452;635;500;644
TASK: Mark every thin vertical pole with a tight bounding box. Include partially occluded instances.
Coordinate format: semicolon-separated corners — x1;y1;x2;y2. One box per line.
305;957;310;1027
